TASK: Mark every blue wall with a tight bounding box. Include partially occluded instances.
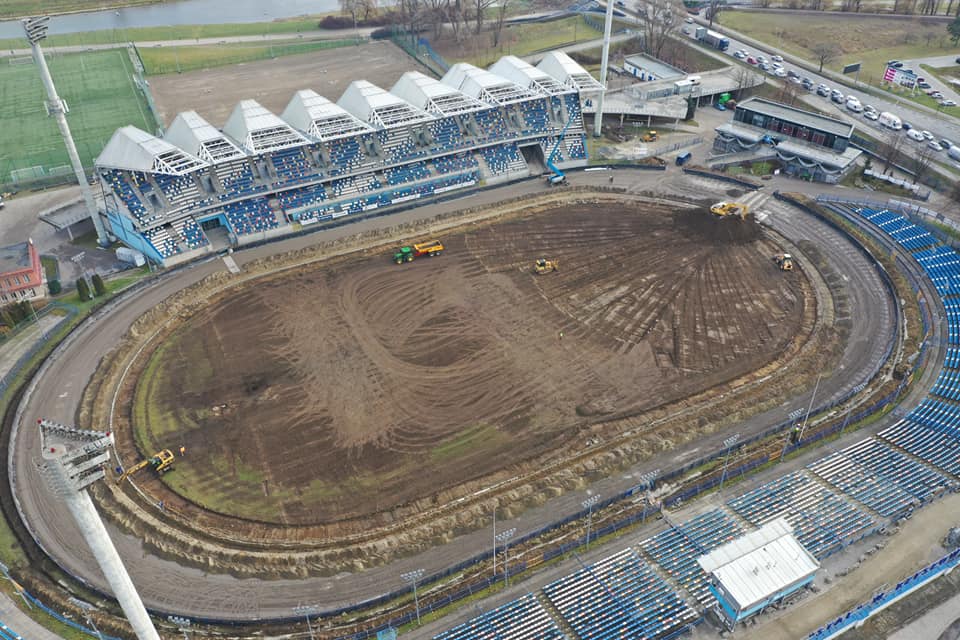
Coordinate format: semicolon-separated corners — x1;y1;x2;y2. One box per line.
106;211;163;264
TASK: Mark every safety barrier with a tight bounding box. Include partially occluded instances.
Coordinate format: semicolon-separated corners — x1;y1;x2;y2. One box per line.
806;547;960;640
680;167;760;190
19;589;122;640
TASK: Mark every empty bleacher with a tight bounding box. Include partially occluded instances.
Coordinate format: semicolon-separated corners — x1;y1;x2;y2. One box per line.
430;117;465;154
479;143;527;176
326;136;369;175
807;446;918;518
278;183;328;212
104;170;150;223
384;161;431;185
172;217;208;250
433;152;479;175
640;509;743;606
433;593;563;640
143;225;179;258
473;109;509;141
153;172;201;208
214;159;259;198
222;198;277;236
270;146;316;185
543;547;701;640
726;471;875;559
880;420;960;477
518;98;550;135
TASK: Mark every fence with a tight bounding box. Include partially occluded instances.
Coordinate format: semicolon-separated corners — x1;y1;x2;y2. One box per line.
0;304;76;399
681;167;760;190
816;194;960;249
806;547;960;640
416;37;451;72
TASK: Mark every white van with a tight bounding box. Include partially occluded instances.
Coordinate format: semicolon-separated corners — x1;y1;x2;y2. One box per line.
846;98;862;113
948;145;960;162
878;112;902;130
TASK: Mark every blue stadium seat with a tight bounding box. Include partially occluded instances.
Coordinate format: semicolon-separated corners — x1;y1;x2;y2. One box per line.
433;593;563;640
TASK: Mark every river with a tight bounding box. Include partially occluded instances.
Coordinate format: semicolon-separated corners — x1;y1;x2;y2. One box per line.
0;0;343;39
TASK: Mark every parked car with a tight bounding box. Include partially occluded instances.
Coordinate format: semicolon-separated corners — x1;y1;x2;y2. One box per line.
816;83;829;96
921;130;934;140
906;128;925;141
771;54;783;62
928;141;944;152
940;138;955;150
864;110;879;120
802;78;814;90
887;59;903;68
831;92;844;104
746;56;758;65
787;69;800;79
940;99;957;107
929;92;944;99
760;62;771;71
902;121;913;130
733;50;747;59
918;81;931;89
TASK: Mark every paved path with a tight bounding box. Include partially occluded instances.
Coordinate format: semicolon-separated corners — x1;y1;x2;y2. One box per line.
889;590;960;640
0;591;63;640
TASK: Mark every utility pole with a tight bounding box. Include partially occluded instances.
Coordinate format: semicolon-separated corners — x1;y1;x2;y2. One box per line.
719;433;740;491
592;0;615;137
291;605;317;640
167;615;192;640
582;494;601;549
22;17;108;247
495;528;516;587
401;569;424;626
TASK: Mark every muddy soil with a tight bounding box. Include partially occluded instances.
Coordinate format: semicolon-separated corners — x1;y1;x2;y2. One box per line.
135;201;805;525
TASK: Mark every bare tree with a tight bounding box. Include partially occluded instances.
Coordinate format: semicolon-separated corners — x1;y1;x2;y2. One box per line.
493;0;510;46
912;145;936;184
881;129;905;172
473;0;496;33
734;65;756;98
639;0;684;58
775;79;800;105
811;42;840;72
707;0;722;27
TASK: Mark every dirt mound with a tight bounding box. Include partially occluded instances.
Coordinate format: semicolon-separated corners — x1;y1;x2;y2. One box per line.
674;206;763;245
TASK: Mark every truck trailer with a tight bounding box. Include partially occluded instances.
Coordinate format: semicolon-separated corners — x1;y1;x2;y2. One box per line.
695;26;730;50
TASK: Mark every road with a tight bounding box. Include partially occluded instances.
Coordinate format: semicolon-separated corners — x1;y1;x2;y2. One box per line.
6;168;907;623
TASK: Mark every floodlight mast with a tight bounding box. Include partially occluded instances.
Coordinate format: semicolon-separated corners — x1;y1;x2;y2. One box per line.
592;0;615;137
36;419;160;640
22;16;109;247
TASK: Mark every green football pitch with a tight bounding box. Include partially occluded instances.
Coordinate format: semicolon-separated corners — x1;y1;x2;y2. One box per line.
0;48;156;189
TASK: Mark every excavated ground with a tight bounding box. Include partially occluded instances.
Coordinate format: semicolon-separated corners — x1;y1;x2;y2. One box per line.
124;200;805;529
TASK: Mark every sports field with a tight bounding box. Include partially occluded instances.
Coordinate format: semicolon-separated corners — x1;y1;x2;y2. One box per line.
0;48;156;189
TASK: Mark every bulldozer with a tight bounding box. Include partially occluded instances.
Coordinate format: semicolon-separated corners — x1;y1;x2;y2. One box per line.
116;449;175;484
641;130;659;143
710;202;749;221
534;258;559;274
774;253;795;271
394;240;444;264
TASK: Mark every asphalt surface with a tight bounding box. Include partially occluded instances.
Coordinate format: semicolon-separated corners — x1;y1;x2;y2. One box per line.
7;169;910;623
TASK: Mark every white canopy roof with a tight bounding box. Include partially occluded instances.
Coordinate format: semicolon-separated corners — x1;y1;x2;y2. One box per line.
164;111;246;163
338;80;433;129
537;51;604;93
697;517;820;613
441;63;539;105
222;99;309;153
489;56;571;95
390;72;487;116
281;90;373;141
95;125;207;175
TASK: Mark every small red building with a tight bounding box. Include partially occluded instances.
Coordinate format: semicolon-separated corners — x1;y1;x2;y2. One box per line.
0;239;47;304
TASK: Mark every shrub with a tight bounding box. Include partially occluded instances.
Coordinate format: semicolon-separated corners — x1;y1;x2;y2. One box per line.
76;278;91;301
92;273;106;297
48;279;61;295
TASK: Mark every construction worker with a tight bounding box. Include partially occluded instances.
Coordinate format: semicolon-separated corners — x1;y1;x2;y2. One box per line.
790;426;801;445
179;445;186;457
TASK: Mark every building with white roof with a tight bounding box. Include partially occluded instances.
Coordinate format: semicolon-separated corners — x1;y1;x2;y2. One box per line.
697;517;820;629
390;72;488;116
163;111;247;164
488;56;571;96
338;80;433;128
537;51;605;93
442;63;540;105
281;90;374;141
223;100;309;154
97;126;206;175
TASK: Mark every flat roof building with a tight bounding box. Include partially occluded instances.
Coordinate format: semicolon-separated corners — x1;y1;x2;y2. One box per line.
698;517;820;629
623;53;685;82
0;239;46;304
713;97;861;183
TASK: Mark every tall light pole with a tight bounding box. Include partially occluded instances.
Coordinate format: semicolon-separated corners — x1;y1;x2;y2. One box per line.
22;17;108;247
798;373;823;443
582;495;600;549
401;569;424;626
636;469;659;524
291;604;317;640
495;527;516;587
592;0;615;137
35;420;161;640
719;433;740;491
167;615;191;640
69;598;104;640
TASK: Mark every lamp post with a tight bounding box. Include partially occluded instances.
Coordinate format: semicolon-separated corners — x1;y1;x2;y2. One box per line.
167;616;191;640
69;598;104;640
636;469;660;524
719;433;740;491
401;568;424;626
582;494;600;549
291;604;318;640
495;527;516;587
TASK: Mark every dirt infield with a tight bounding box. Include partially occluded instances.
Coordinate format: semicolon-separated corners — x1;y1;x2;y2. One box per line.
132;200;806;526
148;40;431;128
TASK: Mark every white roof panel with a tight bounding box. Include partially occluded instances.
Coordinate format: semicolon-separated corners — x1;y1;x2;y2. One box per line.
281;90;374;140
697;517;820;612
390;72;487;116
489;56;571;95
222;99;309;153
441;63;540;105
95;125;207;175
338;80;433;129
164;111;246;163
537;51;604;93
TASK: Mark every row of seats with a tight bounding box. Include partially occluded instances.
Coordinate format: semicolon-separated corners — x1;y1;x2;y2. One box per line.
143;225;180;258
929;367;960;401
430;117;465;153
278;183;328;212
433;152;479;175
222;198;277;237
271;147;315;185
542;547;701;640
518;98;551;136
881;421;960;478
911;245;960;298
473;109;509;141
433;593;563;640
726;471;876;559
0;620;22;640
639;509;743;606
480;143;527;175
104;169;150;223
807;446;918;518
153;172;200;207
384;161;431;185
840;437;955;502
173;217;209;250
903;398;960;439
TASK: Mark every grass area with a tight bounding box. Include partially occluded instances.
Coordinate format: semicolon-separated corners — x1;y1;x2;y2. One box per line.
0;17;325;50
40;256;59;282
429;424;506;464
138;37;359;74
719;10;960;87
921;62;960;87
0;49;155;191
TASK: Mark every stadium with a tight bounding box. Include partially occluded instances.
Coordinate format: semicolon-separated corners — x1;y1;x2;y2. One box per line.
5;22;960;640
93;52;599;264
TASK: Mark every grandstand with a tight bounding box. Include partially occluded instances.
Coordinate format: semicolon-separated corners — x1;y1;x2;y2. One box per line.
94;51;599;266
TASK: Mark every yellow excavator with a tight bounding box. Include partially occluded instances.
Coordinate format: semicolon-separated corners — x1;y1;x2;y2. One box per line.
774;253;795;271
710;202;749;220
534;258;559;274
641;130;659;143
116;449;175;484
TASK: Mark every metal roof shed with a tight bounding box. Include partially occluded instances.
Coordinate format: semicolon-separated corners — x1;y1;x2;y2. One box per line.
697;517;819;628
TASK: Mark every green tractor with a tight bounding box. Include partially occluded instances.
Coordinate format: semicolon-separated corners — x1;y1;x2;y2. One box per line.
394;246;415;264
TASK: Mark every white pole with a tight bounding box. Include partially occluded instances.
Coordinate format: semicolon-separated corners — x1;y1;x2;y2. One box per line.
593;1;615;137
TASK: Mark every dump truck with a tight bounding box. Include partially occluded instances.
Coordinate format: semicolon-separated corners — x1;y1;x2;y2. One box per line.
641;130;659;143
394;240;444;264
710;202;749;220
774;254;794;271
116;449;175;484
534;258;559;274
